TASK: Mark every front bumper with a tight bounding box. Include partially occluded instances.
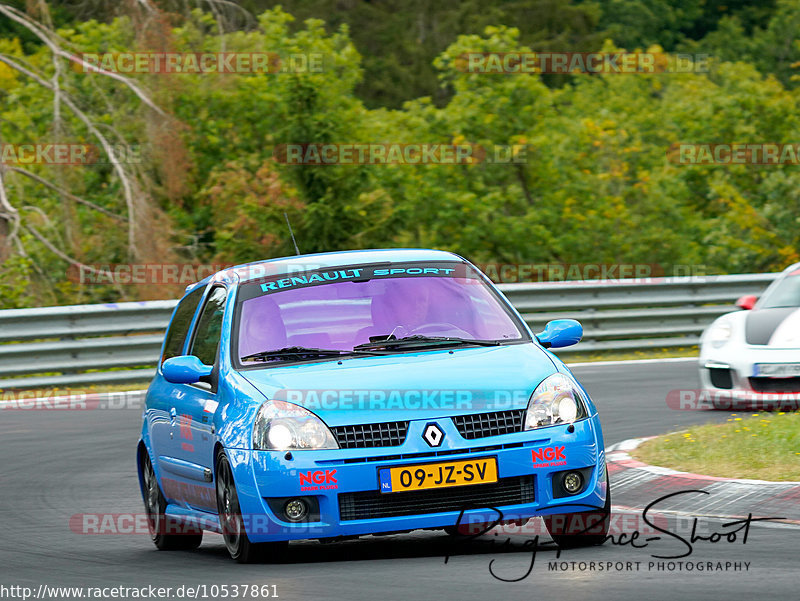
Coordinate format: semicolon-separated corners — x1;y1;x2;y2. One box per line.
227;416;606;542
700;346;800;404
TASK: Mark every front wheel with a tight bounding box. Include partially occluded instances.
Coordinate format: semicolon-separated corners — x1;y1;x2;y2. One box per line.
140;450;203;550
543;474;610;549
216;449;287;563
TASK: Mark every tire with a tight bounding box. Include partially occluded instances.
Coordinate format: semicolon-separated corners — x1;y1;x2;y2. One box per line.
544;474;611;549
140;450;203;551
215;449;288;563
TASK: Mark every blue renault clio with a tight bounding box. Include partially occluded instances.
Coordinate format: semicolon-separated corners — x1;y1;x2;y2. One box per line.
138;249;609;562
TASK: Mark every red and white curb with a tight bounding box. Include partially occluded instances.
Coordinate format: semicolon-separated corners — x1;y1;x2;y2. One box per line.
606;437;800;525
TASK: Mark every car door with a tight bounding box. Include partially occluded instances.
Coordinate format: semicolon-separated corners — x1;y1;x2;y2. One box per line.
147;285;206;494
167;285;228;511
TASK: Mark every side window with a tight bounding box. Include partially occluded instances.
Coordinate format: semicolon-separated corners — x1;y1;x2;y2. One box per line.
189;286;227;366
161;286;205;364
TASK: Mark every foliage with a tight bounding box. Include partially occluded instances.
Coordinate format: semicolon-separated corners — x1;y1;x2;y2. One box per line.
1;2;799;309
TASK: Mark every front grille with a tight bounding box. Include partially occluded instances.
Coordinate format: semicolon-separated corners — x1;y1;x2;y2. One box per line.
452;409;525;439
317;442;525;466
338;475;535;521
331;421;409;449
749;377;800;394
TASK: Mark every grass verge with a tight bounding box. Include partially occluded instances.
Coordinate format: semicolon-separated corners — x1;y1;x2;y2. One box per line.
631;412;800;481
561;346;698;363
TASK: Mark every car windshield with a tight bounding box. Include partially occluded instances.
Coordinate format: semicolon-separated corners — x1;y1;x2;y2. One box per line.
759;269;800;309
234;261;525;364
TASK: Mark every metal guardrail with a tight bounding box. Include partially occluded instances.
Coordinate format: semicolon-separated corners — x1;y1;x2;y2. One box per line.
0;301;175;390
499;273;778;353
0;273;779;390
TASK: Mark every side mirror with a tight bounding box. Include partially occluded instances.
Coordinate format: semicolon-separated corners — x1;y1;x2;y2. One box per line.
162;355;213;384
735;295;757;311
536;319;583;349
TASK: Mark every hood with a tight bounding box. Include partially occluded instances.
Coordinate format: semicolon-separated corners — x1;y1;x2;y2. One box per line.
745;307;800;347
239;343;557;426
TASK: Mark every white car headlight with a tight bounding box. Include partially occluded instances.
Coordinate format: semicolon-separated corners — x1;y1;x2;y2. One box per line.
253;400;339;450
524;373;588;430
708;320;733;348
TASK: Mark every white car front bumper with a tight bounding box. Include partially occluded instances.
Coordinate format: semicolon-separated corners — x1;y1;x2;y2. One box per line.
699;345;800;406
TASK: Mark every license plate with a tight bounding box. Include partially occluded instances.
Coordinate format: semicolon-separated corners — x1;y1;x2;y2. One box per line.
379;457;498;494
755;363;800;377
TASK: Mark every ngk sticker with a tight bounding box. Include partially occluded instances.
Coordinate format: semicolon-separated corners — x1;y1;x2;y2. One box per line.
299;469;338;491
532;446;567;468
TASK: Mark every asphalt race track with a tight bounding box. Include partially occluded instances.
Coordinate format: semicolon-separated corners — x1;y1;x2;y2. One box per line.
2;359;797;600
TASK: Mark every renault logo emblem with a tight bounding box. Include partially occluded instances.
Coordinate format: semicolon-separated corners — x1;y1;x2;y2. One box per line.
422;423;444;447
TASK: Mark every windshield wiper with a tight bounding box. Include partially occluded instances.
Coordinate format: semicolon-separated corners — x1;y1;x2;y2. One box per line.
354;335;502;351
241;346;383;362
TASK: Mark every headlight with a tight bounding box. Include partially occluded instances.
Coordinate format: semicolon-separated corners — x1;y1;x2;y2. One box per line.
708;320;732;348
253;400;339;450
524;373;588;430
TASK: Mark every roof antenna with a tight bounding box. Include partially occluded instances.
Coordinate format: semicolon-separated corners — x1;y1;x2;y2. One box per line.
284;212;300;256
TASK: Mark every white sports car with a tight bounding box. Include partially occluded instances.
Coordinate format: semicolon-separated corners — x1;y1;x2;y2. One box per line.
699;262;800;408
